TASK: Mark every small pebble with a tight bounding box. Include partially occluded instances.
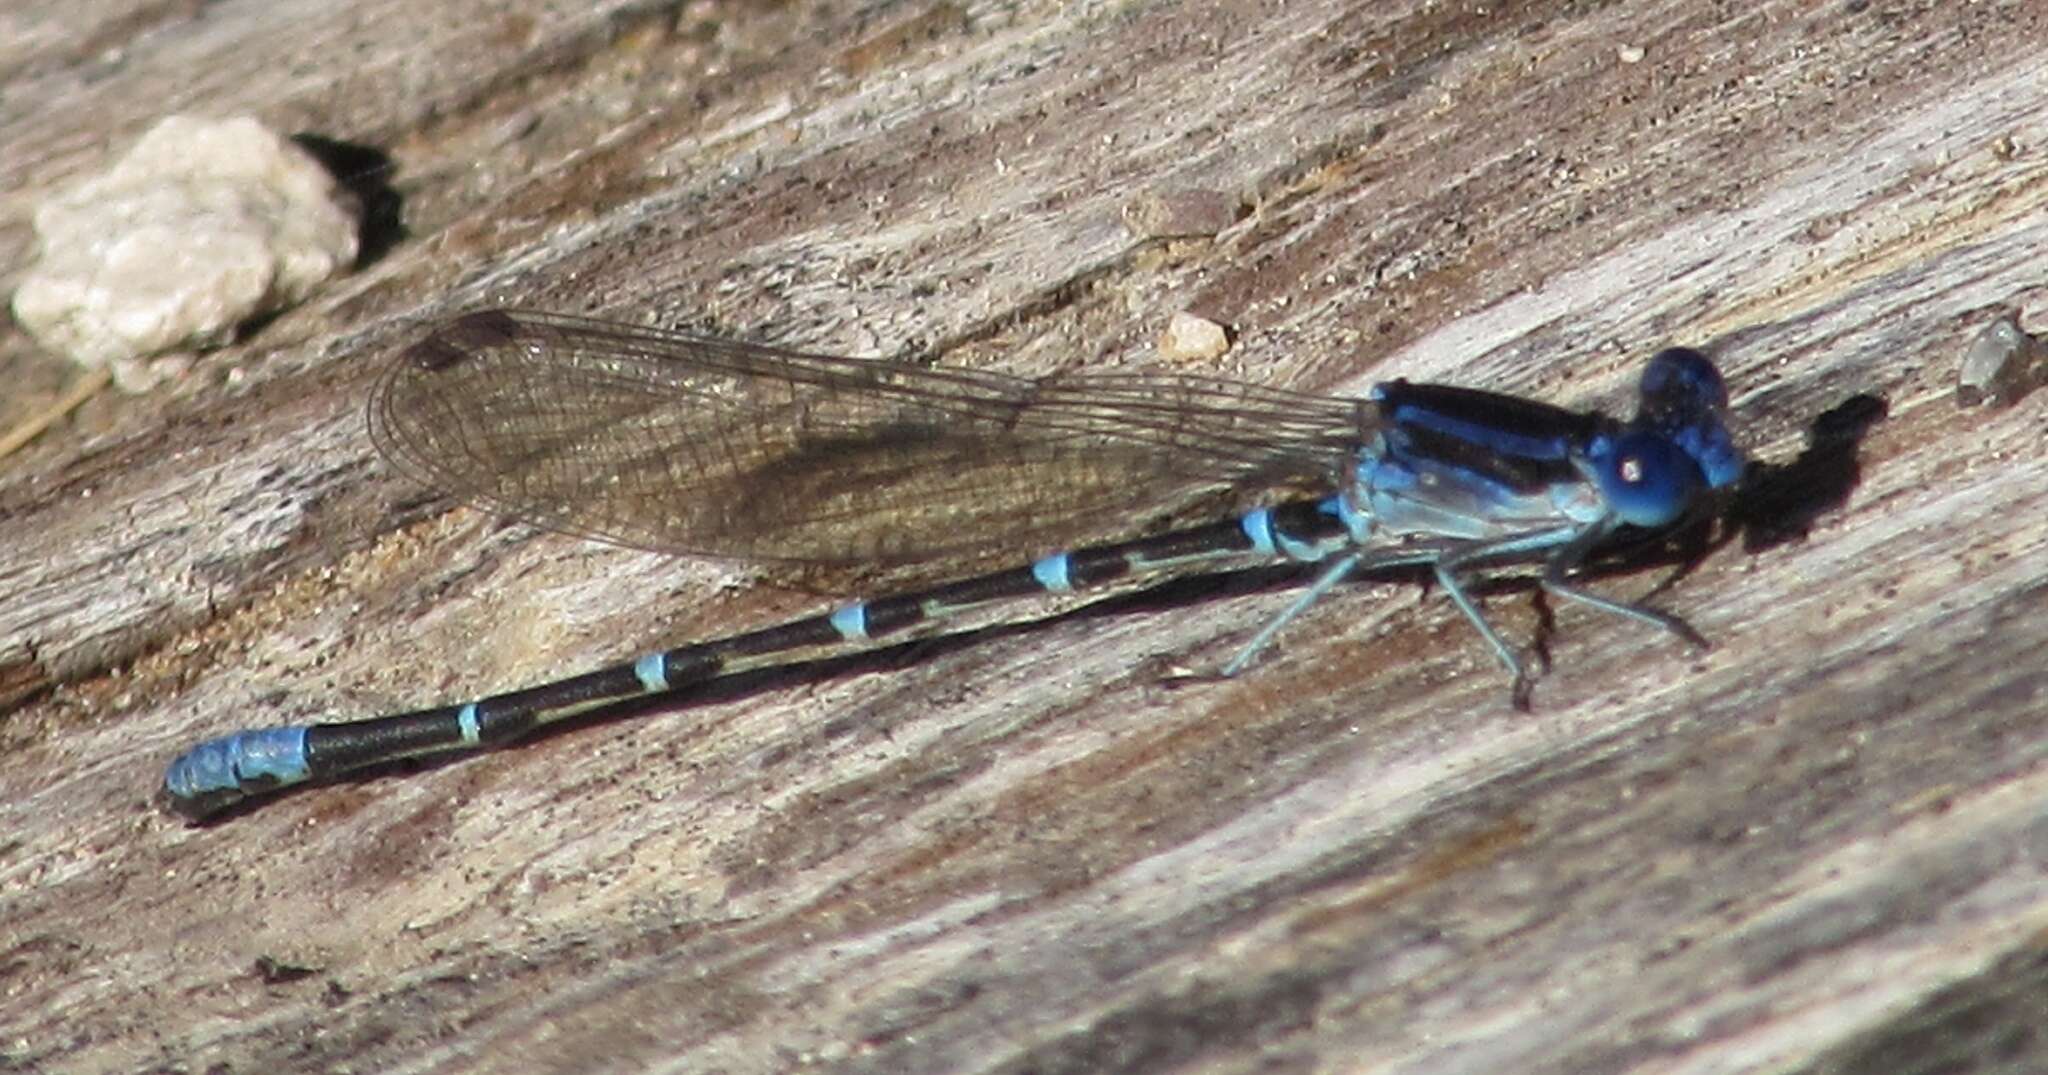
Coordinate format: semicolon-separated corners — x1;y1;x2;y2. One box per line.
1955;315;2045;408
1158;312;1230;362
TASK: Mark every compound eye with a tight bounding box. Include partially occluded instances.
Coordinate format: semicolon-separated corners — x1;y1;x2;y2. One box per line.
1639;347;1730;417
1596;431;1701;528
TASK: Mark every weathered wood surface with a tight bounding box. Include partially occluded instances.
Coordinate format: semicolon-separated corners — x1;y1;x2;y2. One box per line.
4;1;2046;1071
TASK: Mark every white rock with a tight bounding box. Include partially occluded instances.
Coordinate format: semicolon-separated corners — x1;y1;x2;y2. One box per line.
1157;311;1231;363
11;115;360;391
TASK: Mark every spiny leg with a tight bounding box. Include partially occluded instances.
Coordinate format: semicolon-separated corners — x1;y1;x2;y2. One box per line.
1539;521;1710;650
1220;551;1364;676
1429;552;1535;707
1429;525;1601;706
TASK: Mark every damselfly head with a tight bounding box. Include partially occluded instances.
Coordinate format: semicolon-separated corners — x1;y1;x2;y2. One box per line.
1634;348;1745;491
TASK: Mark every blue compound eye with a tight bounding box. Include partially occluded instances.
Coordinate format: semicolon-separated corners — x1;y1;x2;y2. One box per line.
1640;347;1729;416
1594;431;1701;528
1634;347;1745;491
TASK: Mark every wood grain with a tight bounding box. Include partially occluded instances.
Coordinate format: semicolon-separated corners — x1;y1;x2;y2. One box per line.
3;1;2045;1072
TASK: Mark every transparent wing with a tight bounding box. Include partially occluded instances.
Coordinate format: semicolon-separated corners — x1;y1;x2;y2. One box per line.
369;309;1373;566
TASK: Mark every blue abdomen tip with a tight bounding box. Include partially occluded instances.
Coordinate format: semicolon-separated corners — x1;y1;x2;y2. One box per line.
163;727;313;815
